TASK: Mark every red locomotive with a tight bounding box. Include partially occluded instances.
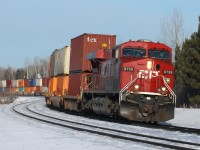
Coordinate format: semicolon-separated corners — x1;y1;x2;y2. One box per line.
45;34;176;123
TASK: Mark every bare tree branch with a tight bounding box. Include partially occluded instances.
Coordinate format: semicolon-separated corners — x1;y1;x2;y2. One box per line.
160;8;185;62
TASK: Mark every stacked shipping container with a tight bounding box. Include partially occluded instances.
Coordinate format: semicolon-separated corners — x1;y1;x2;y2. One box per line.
18;80;24;93
11;80;18;92
70;33;116;72
6;80;12;88
42;78;49;94
49;46;70;77
48;46;70;96
0;80;6;87
0;33;117;98
0;80;6;93
56;46;70;76
48;34;116;97
57;76;69;96
68;33;116;97
48;77;57;95
0;78;49;95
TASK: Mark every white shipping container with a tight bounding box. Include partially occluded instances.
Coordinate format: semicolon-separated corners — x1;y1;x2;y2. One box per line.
51;49;58;77
54;46;70;76
12;80;18;87
0;81;3;87
36;79;42;86
42;86;48;93
0;80;6;87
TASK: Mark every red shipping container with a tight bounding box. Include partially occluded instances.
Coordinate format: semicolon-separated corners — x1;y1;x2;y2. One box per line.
42;78;49;87
6;80;12;88
36;86;42;93
68;74;83;96
24;79;30;87
70;33;116;72
68;73;91;97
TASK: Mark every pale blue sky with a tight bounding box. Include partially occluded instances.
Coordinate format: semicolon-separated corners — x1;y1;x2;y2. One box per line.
0;0;199;68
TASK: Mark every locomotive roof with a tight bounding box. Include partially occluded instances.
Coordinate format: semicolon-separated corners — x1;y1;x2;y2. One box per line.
121;40;172;51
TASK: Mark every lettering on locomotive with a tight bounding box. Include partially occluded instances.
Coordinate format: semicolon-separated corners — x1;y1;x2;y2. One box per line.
123;67;134;72
138;70;160;79
163;70;173;74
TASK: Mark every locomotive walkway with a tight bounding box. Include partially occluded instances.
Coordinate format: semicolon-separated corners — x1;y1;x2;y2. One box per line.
13;100;200;150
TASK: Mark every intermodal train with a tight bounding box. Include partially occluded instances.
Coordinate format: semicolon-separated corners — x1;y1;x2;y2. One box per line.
45;33;176;122
0;78;49;96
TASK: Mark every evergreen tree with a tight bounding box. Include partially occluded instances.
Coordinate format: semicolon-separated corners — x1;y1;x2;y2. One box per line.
175;44;182;86
174;44;185;106
15;68;26;79
176;16;200;107
4;67;15;80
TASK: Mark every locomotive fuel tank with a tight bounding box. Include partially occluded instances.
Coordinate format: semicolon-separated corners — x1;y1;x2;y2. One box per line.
91;97;119;116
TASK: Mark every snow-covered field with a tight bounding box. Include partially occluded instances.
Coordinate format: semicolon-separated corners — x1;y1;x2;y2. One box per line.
168;108;200;129
0;97;200;150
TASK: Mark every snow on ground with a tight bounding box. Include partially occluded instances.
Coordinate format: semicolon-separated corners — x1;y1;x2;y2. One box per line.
30;99;200;144
0;97;161;150
0;97;200;150
168;108;200;129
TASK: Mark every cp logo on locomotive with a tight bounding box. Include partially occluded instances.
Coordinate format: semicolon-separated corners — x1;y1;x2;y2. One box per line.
138;70;160;79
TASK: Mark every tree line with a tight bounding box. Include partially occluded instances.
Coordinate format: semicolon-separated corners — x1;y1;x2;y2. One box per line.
160;9;200;108
0;57;49;80
174;16;200;108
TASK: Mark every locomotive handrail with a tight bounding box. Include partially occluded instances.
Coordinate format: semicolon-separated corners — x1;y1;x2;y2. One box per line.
119;74;138;104
119;75;132;104
83;75;95;90
85;81;93;89
119;74;176;105
161;75;176;104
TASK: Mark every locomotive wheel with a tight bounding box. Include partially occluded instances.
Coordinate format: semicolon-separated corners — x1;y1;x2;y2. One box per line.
46;98;51;106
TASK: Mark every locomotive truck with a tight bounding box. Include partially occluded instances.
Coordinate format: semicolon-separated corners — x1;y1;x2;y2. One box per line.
45;33;176;123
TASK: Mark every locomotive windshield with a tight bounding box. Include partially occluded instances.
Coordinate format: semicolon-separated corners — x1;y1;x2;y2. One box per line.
122;48;146;57
148;49;170;60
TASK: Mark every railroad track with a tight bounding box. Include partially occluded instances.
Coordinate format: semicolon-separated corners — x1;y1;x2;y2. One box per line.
76;112;200;136
123;120;200;136
13;100;200;150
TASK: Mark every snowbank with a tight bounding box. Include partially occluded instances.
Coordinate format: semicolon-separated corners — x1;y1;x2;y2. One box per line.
0;95;17;104
168;108;200;129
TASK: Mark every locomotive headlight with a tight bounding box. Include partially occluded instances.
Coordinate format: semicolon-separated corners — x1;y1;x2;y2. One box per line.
147;60;152;70
161;87;166;92
158;86;167;95
134;84;139;90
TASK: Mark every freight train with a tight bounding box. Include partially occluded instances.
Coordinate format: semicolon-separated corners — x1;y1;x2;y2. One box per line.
0;78;49;96
45;33;176;122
